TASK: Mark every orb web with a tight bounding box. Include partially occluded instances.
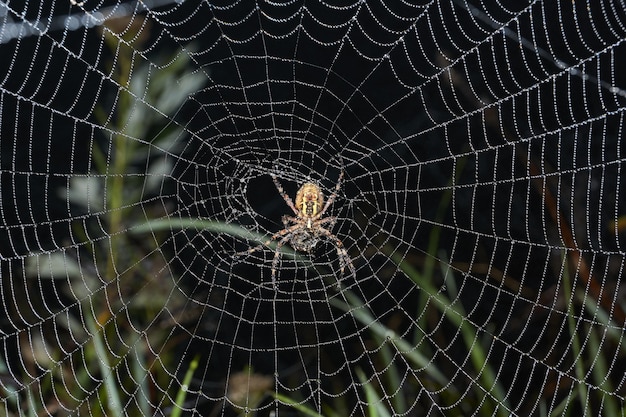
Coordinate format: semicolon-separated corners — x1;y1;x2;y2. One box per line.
1;0;625;416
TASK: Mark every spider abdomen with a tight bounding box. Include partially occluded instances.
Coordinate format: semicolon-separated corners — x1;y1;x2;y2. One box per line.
295;182;324;219
304;201;316;216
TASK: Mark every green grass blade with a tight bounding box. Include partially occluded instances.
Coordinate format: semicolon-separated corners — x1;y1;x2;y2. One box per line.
272;392;325;417
329;293;450;388
170;355;199;417
355;367;392;417
132;218;298;257
85;313;123;417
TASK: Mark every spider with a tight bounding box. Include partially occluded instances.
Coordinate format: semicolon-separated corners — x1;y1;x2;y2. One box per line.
238;170;355;288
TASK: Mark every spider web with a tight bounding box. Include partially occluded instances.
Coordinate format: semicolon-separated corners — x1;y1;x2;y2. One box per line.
1;0;625;415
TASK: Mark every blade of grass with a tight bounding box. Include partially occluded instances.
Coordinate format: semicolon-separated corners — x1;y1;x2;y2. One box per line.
577;275;622;415
131;341;150;416
272;392;325;417
25;387;39;417
329;292;450;388
550;389;574;417
581;293;626;355
441;258;508;416
0;355;19;406
170;355;199;417
584;321;619;417
132;219;299;258
85;312;123;417
381;244;510;415
376;339;407;414
355;367;391;417
562;260;592;416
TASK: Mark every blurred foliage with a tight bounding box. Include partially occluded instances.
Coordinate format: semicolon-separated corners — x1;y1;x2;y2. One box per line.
18;16;206;417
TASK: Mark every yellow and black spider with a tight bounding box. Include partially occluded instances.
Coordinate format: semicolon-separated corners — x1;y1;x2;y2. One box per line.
239;170;355;288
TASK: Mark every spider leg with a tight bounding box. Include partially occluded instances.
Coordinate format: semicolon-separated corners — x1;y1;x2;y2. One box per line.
282;215;298;228
234;242;269;258
313;168;344;221
315;216;336;228
317;227;356;279
272;174;299;216
270;235;291;289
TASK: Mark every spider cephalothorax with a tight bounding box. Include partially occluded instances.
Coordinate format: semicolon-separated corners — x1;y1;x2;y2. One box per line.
238;170;355;288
